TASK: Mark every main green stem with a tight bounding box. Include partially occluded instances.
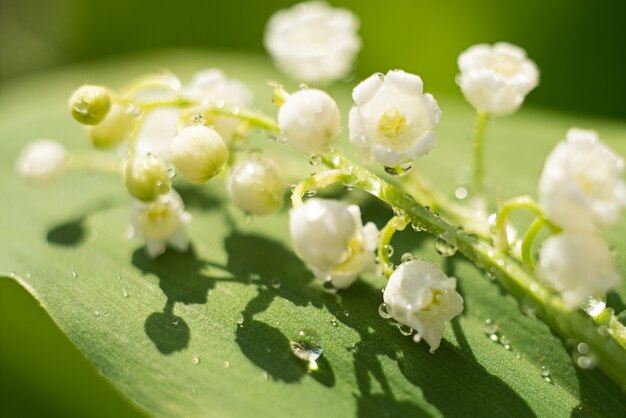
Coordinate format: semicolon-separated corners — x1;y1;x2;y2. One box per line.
322;150;626;390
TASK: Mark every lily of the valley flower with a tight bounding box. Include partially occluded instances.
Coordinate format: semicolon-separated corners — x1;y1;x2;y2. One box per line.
124;153;171;202
457;42;539;116
538;231;620;310
539;128;626;231
128;189;192;258
384;260;464;352
278;88;341;155
289;198;378;288
69;85;112;125
264;1;361;84
16;139;68;183
183;69;254;143
170;125;229;183
349;70;441;168
227;156;286;215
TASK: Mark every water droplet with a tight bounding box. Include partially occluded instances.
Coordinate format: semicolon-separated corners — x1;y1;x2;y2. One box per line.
223;360;230;368
94;311;101;318
378;303;391;319
400;252;415;263
434;237;457;257
271;278;282;289
115;273;121;281
344;182;355;191
520;299;537;317
322;281;338;294
454;187;468;200
412;333;421;343
122;288;129;298
411;222;424;232
577;342;589;354
171;317;180;326
384;161;413;176
330;319;338;327
309;155;322;166
343;309;350;318
244;212;255;225
192;354;200;364
298;83;309;90
576;355;595;369
70;269;78;279
484;319;499;337
500;335;511;350
290;329;323;369
304;190;316;197
192;113;206;125
398;324;413;336
346;342;357;352
261;371;268;381
540;365;552;382
383;244;394;257
236;316;244;326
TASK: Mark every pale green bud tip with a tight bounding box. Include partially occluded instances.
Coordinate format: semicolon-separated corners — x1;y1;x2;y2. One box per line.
124;153;172;202
170;125;229;183
69;85;112;125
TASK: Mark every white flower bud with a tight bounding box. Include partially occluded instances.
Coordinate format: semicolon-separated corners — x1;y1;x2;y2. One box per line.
128;189;191;258
538;232;620;310
135;108;179;162
289;198;378;288
278;89;341;155
457;42;539;116
87;103;136;149
384;260;464;352
183;69;254;143
264;1;361;84
539;128;626;231
69;85;112;125
16;139;67;183
170;125;229;183
124;153;171;202
227;156;286;215
349;70;441;168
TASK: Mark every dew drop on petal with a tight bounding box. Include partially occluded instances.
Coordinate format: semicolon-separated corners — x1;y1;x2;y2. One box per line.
398;324;413;336
378;303;391;319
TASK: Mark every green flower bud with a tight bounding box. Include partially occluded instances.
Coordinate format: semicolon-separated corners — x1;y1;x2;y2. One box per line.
124;153;171;202
170;125;229;183
69;85;112;125
87;104;136;149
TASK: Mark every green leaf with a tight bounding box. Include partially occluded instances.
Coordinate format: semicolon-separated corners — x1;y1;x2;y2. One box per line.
1;51;625;417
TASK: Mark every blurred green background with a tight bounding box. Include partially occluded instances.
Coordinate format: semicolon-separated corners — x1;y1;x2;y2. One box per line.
1;1;625;417
1;0;626;118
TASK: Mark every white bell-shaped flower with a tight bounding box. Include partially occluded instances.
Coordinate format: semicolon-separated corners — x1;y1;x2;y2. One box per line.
278;88;341;155
289;198;378;288
457;42;539;116
227;156;286;215
16;139;67;183
128;189;192;258
183;69;254;143
170;125;229;183
264;1;361;84
134;107;180;162
539;128;626;231
538;231;620;310
349;70;441;168
384;260;464;352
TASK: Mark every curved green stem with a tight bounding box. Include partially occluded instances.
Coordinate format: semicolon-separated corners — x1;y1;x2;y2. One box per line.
472;111;490;196
521;217;547;271
322;150;626;390
494;195;560;252
290;169;348;207
378;216;408;279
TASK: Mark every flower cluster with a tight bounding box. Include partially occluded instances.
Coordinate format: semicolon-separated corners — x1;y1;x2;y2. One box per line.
16;1;626;368
536;128;624;309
